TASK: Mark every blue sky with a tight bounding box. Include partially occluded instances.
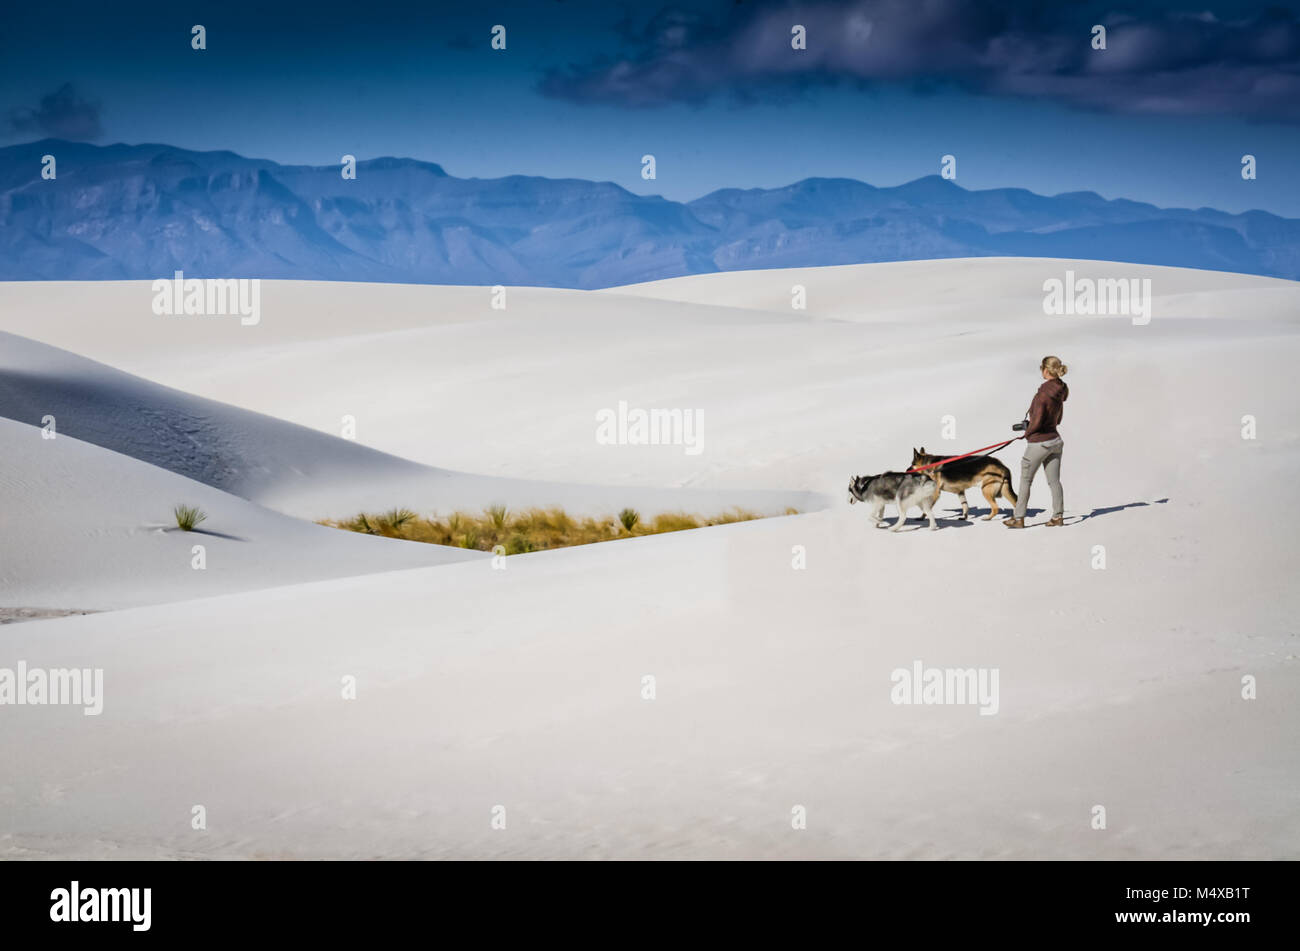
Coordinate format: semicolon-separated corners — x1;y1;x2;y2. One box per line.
3;0;1300;215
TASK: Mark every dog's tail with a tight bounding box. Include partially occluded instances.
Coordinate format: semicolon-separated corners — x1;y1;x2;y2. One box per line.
998;461;1018;504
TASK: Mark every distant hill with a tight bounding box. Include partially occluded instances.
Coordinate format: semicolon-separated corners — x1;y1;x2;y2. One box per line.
3;139;1297;287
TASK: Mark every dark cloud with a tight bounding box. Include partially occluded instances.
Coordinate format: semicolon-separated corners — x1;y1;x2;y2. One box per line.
538;1;1300;121
7;83;104;140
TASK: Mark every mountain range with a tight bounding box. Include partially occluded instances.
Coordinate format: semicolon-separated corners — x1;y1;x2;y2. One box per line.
3;139;1298;287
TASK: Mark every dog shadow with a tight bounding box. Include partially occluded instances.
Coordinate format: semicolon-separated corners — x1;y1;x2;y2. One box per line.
877;514;977;531
940;507;1022;522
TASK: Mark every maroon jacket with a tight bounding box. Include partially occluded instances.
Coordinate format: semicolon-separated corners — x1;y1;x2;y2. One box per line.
1025;377;1068;443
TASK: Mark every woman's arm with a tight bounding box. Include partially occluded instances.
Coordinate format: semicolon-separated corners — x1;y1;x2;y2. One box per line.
1024;390;1048;437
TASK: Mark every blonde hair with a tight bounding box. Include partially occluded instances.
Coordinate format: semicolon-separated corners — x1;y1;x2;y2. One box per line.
1041;355;1068;378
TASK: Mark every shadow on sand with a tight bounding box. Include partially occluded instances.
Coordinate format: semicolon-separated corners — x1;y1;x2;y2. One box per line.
1076;498;1170;521
875;516;976;531
919;497;1171;527
160;526;249;542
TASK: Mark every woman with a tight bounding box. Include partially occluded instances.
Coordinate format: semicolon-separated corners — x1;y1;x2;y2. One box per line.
1006;356;1068;528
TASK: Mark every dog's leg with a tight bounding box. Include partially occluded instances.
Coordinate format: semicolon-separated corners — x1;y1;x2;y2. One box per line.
1001;467;1019;506
1001;483;1017;505
921;493;938;530
956;489;969;519
870;501;885;527
891;496;908;531
981;479;1000;520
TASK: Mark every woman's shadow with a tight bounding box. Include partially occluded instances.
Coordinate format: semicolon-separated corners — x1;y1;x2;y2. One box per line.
956;498;1169;523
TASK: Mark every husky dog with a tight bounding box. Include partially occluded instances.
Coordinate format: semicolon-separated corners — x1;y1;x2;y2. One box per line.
909;447;1018;520
847;471;941;531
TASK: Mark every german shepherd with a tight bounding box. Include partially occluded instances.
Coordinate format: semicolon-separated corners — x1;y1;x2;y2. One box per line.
910;447;1018;520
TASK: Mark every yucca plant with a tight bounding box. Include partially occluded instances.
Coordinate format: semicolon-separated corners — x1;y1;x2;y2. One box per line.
485;503;509;531
383;508;416;529
618;507;640;532
173;504;207;532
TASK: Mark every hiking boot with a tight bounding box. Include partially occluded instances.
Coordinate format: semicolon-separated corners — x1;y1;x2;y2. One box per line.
1004;517;1025;529
1044;516;1064;527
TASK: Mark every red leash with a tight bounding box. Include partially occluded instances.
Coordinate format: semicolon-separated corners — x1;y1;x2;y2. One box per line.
907;436;1025;473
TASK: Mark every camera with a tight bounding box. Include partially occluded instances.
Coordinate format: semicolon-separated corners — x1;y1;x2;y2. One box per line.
1011;420;1028;432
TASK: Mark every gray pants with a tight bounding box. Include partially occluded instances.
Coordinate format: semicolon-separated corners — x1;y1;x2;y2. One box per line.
1013;438;1063;519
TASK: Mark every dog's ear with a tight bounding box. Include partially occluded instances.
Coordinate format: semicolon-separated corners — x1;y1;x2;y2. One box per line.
919;446;926;454
911;447;916;455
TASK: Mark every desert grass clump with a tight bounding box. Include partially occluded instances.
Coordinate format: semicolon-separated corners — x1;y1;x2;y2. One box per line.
319;504;790;556
348;513;378;534
485;504;509;531
649;512;698;533
504;533;534;555
173;504;207;532
374;507;416;537
384;507;417;528
711;507;761;525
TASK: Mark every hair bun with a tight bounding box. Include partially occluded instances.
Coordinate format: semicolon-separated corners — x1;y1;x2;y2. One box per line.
1058;364;1068;376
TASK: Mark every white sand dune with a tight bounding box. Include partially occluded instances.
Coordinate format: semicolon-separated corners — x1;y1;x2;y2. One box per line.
608;256;1300;320
0;259;1297;858
0;331;820;520
1;493;1295;858
1;259;1296;497
0;416;485;611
